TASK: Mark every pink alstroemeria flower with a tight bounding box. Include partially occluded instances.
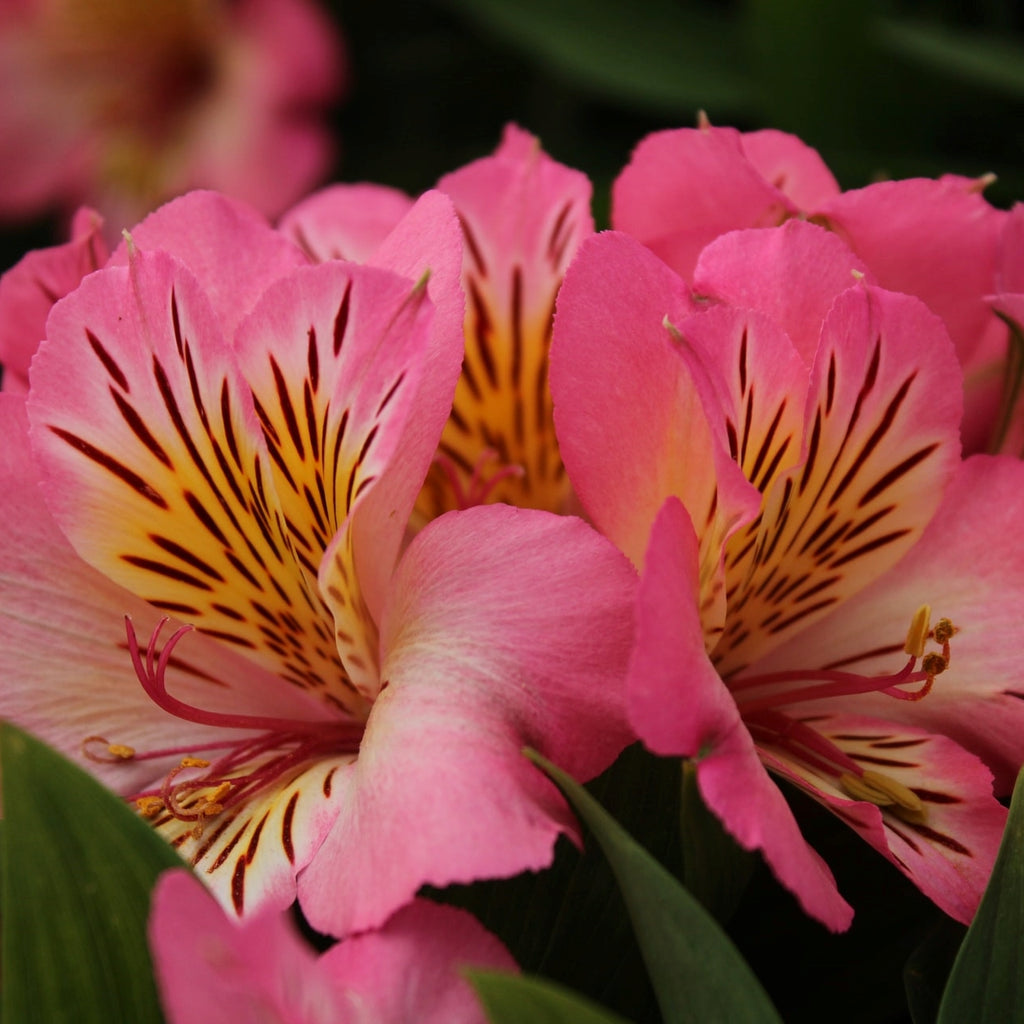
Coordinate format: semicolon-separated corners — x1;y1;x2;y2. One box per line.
150;870;515;1024
281;125;594;520
612;119;1007;452
149;872;512;1024
0;0;343;233
0;190;637;938
551;221;1023;930
0;206;109;393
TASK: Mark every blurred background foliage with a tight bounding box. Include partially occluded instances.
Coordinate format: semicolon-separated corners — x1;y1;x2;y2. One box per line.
4;0;1024;272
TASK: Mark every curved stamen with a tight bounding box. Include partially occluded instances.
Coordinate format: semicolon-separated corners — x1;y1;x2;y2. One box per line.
433;448;525;509
125;616;365;740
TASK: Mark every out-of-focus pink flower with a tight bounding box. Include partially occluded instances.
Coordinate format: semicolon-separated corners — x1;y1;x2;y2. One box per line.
281;125;594;521
0;0;344;236
551;221;1024;931
0;190;637;937
612;119;1007;452
150;869;515;1024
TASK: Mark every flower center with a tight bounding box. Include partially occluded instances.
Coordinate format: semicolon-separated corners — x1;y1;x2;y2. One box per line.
84;617;364;837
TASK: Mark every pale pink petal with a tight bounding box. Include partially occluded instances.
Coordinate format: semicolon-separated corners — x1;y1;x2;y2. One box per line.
692;221;872;366
0;207;108;392
739;129;840;210
150;869;338;1024
551;231;758;572
320;900;517;1024
815;176;1006;373
759;713;1006;924
298;505;638;936
715;283;963;676
628;498;853;930
996;202;1024;293
279;183;415;263
234;260;436;696
611;126;797;281
0;396;329;793
27;250;362;708
151;871;513;1024
753;455;1024;794
107;191;308;339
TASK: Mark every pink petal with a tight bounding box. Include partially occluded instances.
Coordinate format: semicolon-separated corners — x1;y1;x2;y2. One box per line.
0;207;108;393
298;505;638;936
739;129;840;211
418;124;593;516
715;283;963;675
692;220;872;366
151;871;513;1024
759;713;1006;924
815;176;1006;374
278;183;415;263
551;230;758;571
628;497;853;930
107;191;308;340
753;454;1024;795
0;396;325;793
320;900;518;1024
611;125;797;281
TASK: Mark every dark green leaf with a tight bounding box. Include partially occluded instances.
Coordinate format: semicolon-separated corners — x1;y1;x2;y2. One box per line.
528;749;782;1024
879;19;1024;99
680;759;755;922
471;970;634;1024
443;0;752;112
937;764;1024;1023
1;721;183;1024
904;916;966;1024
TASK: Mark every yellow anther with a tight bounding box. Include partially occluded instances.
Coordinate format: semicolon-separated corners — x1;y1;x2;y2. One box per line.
933;618;956;644
204;781;233;804
136;796;164;817
200;802;224;816
180;756;210;769
922;653;947;677
840;770;928;824
861;770;924;815
904;605;931;658
839;773;894;805
107;743;136;760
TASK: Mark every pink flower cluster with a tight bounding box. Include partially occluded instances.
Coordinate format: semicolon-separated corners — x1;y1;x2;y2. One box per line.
3;120;1024;1016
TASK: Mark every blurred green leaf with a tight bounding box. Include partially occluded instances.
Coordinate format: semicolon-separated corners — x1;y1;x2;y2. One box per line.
1;721;181;1024
528;749;782;1024
936;764;1024;1023
471;971;634;1024
904;917;967;1024
879;19;1024;98
442;0;752;112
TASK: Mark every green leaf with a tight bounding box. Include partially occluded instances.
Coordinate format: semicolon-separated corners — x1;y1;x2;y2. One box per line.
1;721;183;1024
904;916;966;1024
470;970;634;1024
879;19;1024;99
527;749;782;1024
442;0;752;113
936;764;1024;1023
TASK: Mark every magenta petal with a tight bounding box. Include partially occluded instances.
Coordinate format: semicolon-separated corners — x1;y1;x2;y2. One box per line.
692;221;872;365
0;207;108;392
612;126;797;280
739;129;840;210
107;191;307;338
628;498;853;930
278;182;415;263
816;176;1006;373
319;900;517;1024
298;505;637;936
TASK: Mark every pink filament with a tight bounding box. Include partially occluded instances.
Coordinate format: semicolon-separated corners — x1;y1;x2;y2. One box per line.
433;448;525;509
